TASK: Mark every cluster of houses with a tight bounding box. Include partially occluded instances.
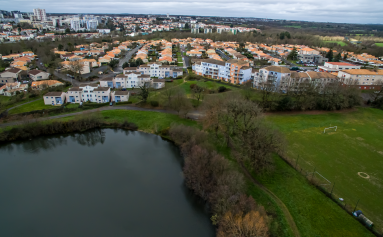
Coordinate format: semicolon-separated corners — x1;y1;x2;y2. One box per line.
43;84;129;106
41;60;184;105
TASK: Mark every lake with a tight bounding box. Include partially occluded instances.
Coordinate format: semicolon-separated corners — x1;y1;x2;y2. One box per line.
0;129;214;237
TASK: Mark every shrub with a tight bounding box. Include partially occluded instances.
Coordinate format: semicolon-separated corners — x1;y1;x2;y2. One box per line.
218;86;227;93
190;84;197;89
150;101;159;107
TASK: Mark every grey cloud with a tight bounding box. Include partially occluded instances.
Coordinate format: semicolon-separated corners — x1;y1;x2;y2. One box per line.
1;0;382;23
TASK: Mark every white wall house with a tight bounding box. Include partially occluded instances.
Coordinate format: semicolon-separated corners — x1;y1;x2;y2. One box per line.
44;92;66;105
136;62;183;78
111;91;130;102
66;85;110;103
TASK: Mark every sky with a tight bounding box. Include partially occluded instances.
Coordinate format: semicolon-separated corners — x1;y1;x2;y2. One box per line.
2;0;383;24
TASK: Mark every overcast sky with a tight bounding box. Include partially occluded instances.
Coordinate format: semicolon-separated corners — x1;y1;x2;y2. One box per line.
2;0;383;24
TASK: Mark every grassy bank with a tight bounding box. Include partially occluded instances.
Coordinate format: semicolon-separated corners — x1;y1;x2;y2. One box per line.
267;107;383;233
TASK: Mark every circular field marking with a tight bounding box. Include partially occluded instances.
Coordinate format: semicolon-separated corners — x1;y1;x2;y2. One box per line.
358;172;370;179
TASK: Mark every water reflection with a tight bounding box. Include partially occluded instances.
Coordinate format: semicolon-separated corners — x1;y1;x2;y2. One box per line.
70;129;106;147
0;129;107;154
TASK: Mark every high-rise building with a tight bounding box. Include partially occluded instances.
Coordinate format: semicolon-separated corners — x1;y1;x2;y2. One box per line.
33;8;46;21
86;19;98;30
70;18;81;31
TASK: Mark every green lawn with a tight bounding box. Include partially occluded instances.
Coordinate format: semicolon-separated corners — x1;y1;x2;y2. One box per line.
267;107;383;233
180;80;239;95
0;96;12;103
8;99;50;115
324;41;347;46
101;110;197;133
251;155;374;237
375;43;383;47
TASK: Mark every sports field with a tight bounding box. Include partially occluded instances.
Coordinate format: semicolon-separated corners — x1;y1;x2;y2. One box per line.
324;40;347;46
267;107;383;233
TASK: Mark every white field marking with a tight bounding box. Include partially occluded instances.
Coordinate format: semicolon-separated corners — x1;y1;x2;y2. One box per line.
324;126;337;133
357;172;370;179
315;171;332;185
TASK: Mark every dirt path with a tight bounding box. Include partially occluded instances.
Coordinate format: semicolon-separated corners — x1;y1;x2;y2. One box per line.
238;161;301;237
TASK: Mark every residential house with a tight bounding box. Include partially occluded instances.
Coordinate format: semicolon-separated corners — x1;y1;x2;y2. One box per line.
44;92;66;105
0;68;22;79
31;80;64;89
111;91;130;102
152;79;165;89
28;69;50;81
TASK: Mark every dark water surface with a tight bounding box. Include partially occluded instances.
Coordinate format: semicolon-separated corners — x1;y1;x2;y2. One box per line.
0;129;214;237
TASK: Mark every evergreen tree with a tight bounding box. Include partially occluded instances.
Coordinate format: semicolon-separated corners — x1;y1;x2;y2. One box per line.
326;49;334;62
334;53;342;62
287;47;298;61
343;53;348;60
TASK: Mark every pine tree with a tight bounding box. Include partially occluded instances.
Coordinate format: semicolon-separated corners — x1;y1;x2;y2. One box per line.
288;47;298;61
334;53;342;62
326;49;334;62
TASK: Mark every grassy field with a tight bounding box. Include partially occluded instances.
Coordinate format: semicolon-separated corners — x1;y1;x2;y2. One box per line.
0;96;12;103
101;110;198;133
267;107;383;233
180;80;240;95
285;25;302;28
8;99;49;115
324;41;347;46
375;43;383;47
252;155;374;237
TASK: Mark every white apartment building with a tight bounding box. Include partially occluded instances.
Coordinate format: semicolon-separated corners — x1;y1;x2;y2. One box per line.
33;8;46;21
70;18;81;31
86;19;98;30
255;66;291;91
66;85;110;103
136;63;183;78
100;73;152;89
338;69;383;90
192;59;252;84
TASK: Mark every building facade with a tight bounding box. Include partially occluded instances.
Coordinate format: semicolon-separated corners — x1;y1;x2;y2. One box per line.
33;8;46;21
192;59;252;84
44;92;66;105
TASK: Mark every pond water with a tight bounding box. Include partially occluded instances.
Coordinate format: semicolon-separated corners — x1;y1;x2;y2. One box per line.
0;129;214;237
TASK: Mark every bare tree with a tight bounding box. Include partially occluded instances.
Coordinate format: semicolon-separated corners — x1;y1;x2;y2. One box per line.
169;89;193;117
69;60;83;79
191;85;205;105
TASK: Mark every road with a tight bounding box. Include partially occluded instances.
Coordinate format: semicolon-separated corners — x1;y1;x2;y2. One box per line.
216;49;231;60
180;46;190;68
115;45;141;73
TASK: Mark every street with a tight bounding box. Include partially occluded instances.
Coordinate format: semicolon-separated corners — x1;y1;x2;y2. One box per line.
216;49;231;60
